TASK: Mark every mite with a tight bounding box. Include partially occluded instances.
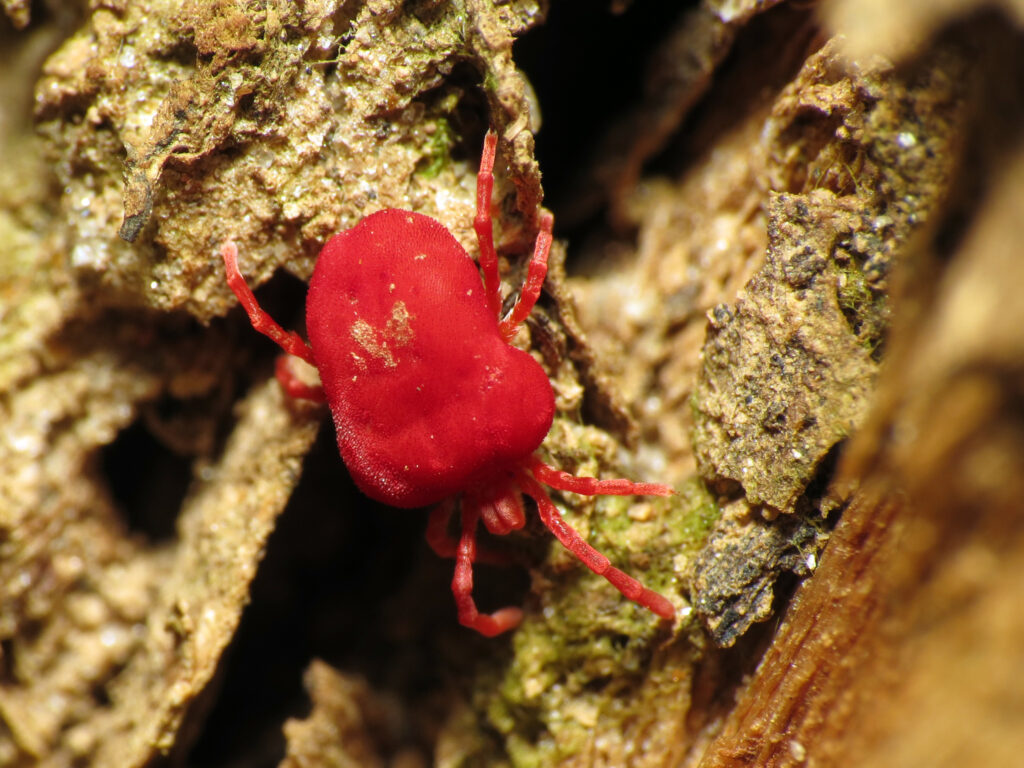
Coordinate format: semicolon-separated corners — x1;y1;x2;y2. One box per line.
222;130;675;635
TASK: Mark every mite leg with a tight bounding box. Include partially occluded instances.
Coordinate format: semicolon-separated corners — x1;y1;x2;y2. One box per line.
517;470;675;621
274;356;326;403
499;211;553;340
473;478;527;536
221;241;317;366
472;132;554;339
451;501;523;636
474;130;503;319
425;499;458;558
427;496;513;566
525;455;673;498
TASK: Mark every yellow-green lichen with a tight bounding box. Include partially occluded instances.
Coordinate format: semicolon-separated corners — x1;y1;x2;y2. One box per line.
415;117;456;180
457;477;719;766
835;257;887;357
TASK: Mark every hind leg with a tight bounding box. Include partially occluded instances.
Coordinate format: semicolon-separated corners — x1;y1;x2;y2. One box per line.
517;468;675;620
450;500;523;637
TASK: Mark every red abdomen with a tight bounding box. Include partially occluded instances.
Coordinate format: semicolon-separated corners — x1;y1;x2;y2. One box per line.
306;209;555;508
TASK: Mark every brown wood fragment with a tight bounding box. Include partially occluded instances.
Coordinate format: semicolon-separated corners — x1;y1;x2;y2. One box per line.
696;125;1024;768
280;661;387;768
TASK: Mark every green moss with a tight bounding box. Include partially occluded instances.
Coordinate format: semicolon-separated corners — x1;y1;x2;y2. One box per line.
835;258;888;356
481;68;500;97
416;117;455;179
466;476;720;766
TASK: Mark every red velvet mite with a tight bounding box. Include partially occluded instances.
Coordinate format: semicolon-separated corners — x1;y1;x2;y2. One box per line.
222;130;675;636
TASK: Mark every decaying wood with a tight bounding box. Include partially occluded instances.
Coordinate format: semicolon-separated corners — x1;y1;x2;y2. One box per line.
697;138;1024;767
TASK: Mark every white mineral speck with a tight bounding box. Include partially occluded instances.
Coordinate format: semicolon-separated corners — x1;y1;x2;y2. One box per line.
100;626;122;648
790;739;807;761
71;243;94;268
9;431;43;456
623;297;647;322
896;131;917;148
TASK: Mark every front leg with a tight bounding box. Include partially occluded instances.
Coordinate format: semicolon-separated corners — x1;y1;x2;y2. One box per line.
498;211;554;341
221;241;318;366
274;355;326;403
